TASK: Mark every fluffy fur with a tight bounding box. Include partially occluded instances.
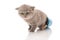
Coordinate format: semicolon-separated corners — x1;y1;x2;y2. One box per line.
16;4;48;32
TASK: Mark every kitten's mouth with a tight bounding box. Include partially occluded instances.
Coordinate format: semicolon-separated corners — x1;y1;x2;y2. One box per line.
24;17;27;19
23;16;27;18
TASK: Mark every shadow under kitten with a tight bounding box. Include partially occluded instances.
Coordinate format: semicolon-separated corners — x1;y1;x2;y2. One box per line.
26;28;52;40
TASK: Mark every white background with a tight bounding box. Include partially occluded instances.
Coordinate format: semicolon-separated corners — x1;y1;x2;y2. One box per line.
0;0;60;40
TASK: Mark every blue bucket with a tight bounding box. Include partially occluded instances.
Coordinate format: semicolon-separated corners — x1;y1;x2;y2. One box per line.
48;19;52;27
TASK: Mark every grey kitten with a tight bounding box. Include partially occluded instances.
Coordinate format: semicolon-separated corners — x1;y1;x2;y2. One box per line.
16;4;48;32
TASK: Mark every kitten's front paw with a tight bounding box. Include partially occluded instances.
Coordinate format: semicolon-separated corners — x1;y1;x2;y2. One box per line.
29;29;35;32
28;25;36;32
28;25;31;30
28;28;30;30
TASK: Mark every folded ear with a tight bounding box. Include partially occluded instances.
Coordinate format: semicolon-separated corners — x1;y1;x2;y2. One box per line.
30;6;35;10
16;7;19;10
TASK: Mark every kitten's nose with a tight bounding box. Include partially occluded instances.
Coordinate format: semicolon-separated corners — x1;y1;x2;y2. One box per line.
25;15;27;18
24;14;26;17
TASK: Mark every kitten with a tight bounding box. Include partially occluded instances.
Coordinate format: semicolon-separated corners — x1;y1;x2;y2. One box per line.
16;4;48;32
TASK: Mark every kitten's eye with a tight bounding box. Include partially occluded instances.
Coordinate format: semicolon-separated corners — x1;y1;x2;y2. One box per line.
21;13;24;15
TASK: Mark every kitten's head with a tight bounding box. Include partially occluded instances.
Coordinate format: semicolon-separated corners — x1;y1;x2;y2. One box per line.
16;4;35;19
